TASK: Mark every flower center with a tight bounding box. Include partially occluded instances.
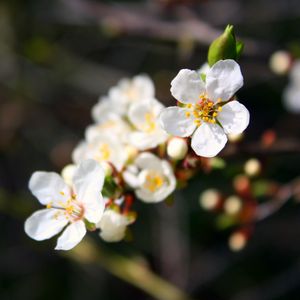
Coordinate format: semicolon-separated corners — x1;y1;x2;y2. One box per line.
47;193;85;222
185;94;222;126
142;170;165;192
142;112;156;133
94;143;111;161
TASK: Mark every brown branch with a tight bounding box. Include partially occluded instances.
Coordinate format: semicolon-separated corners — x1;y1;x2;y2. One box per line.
60;0;274;57
255;178;300;221
63;238;197;300
220;139;300;158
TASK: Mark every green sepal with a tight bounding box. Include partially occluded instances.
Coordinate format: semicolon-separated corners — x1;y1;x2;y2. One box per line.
84;219;96;231
102;176;122;199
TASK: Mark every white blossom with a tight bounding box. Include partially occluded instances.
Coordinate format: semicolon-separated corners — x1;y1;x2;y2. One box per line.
24;160;105;251
72;134;128;171
109;74;155;108
123;152;176;203
159;59;250;157
97;209;131;242
128;98;169;150
85;114;132;144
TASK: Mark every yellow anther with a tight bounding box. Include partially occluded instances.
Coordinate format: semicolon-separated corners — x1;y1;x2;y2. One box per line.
143;112;156;133
186;104;192;109
144;172;164;192
207;102;213;107
213;112;218;117
99;143;111;161
218;106;223;111
46;202;52;209
217;98;222;102
60;191;65;196
185;111;191;118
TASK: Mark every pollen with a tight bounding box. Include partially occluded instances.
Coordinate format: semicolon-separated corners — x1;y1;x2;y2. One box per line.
98;143;111;161
143;171;165;192
143;112;156;133
186;95;222;126
185;111;191;118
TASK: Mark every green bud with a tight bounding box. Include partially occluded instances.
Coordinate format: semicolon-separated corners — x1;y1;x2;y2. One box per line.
208;25;240;66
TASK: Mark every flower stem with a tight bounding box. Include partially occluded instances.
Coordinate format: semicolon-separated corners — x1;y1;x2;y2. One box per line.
63;237;196;300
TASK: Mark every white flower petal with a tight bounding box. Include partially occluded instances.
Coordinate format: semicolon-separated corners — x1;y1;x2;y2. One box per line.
159;107;196;137
92;96;124;122
72;160;105;223
129;131;168;150
218;100;250;134
206;59;243;102
132;75;155;100
29;172;70;206
170;69;206;104
24;208;68;241
72;141;88;164
191;123;227;157
135;152;164;172
128;98;164;131
55;221;86;251
123;166;140;189
98;210;129;242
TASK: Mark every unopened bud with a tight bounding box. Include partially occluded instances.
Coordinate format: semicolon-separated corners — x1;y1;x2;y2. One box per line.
228;231;247;252
208;25;242;66
244;158;261;177
167;137;188;160
61;164;76;186
269;50;291;75
199;189;220;210
224;195;242;215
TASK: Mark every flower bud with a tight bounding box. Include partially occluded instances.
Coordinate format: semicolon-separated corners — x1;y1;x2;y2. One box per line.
224;195;242;215
244;158;261;177
199;189;220;210
61;164;76;186
269;50;291;75
228;231;247;252
167;137;188;160
208;25;242;66
97;210;130;242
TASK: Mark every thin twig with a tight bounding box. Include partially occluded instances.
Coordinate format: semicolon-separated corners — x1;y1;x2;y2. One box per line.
63;238;197;300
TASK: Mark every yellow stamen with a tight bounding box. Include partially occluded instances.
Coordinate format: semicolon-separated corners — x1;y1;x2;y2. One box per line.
143;172;164;192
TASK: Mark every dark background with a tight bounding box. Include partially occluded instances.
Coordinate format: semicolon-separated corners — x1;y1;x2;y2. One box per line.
1;0;300;299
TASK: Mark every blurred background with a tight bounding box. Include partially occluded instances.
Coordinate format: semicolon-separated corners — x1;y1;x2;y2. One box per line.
1;0;300;299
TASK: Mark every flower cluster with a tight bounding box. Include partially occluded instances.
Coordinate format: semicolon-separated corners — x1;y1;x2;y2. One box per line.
25;60;250;250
